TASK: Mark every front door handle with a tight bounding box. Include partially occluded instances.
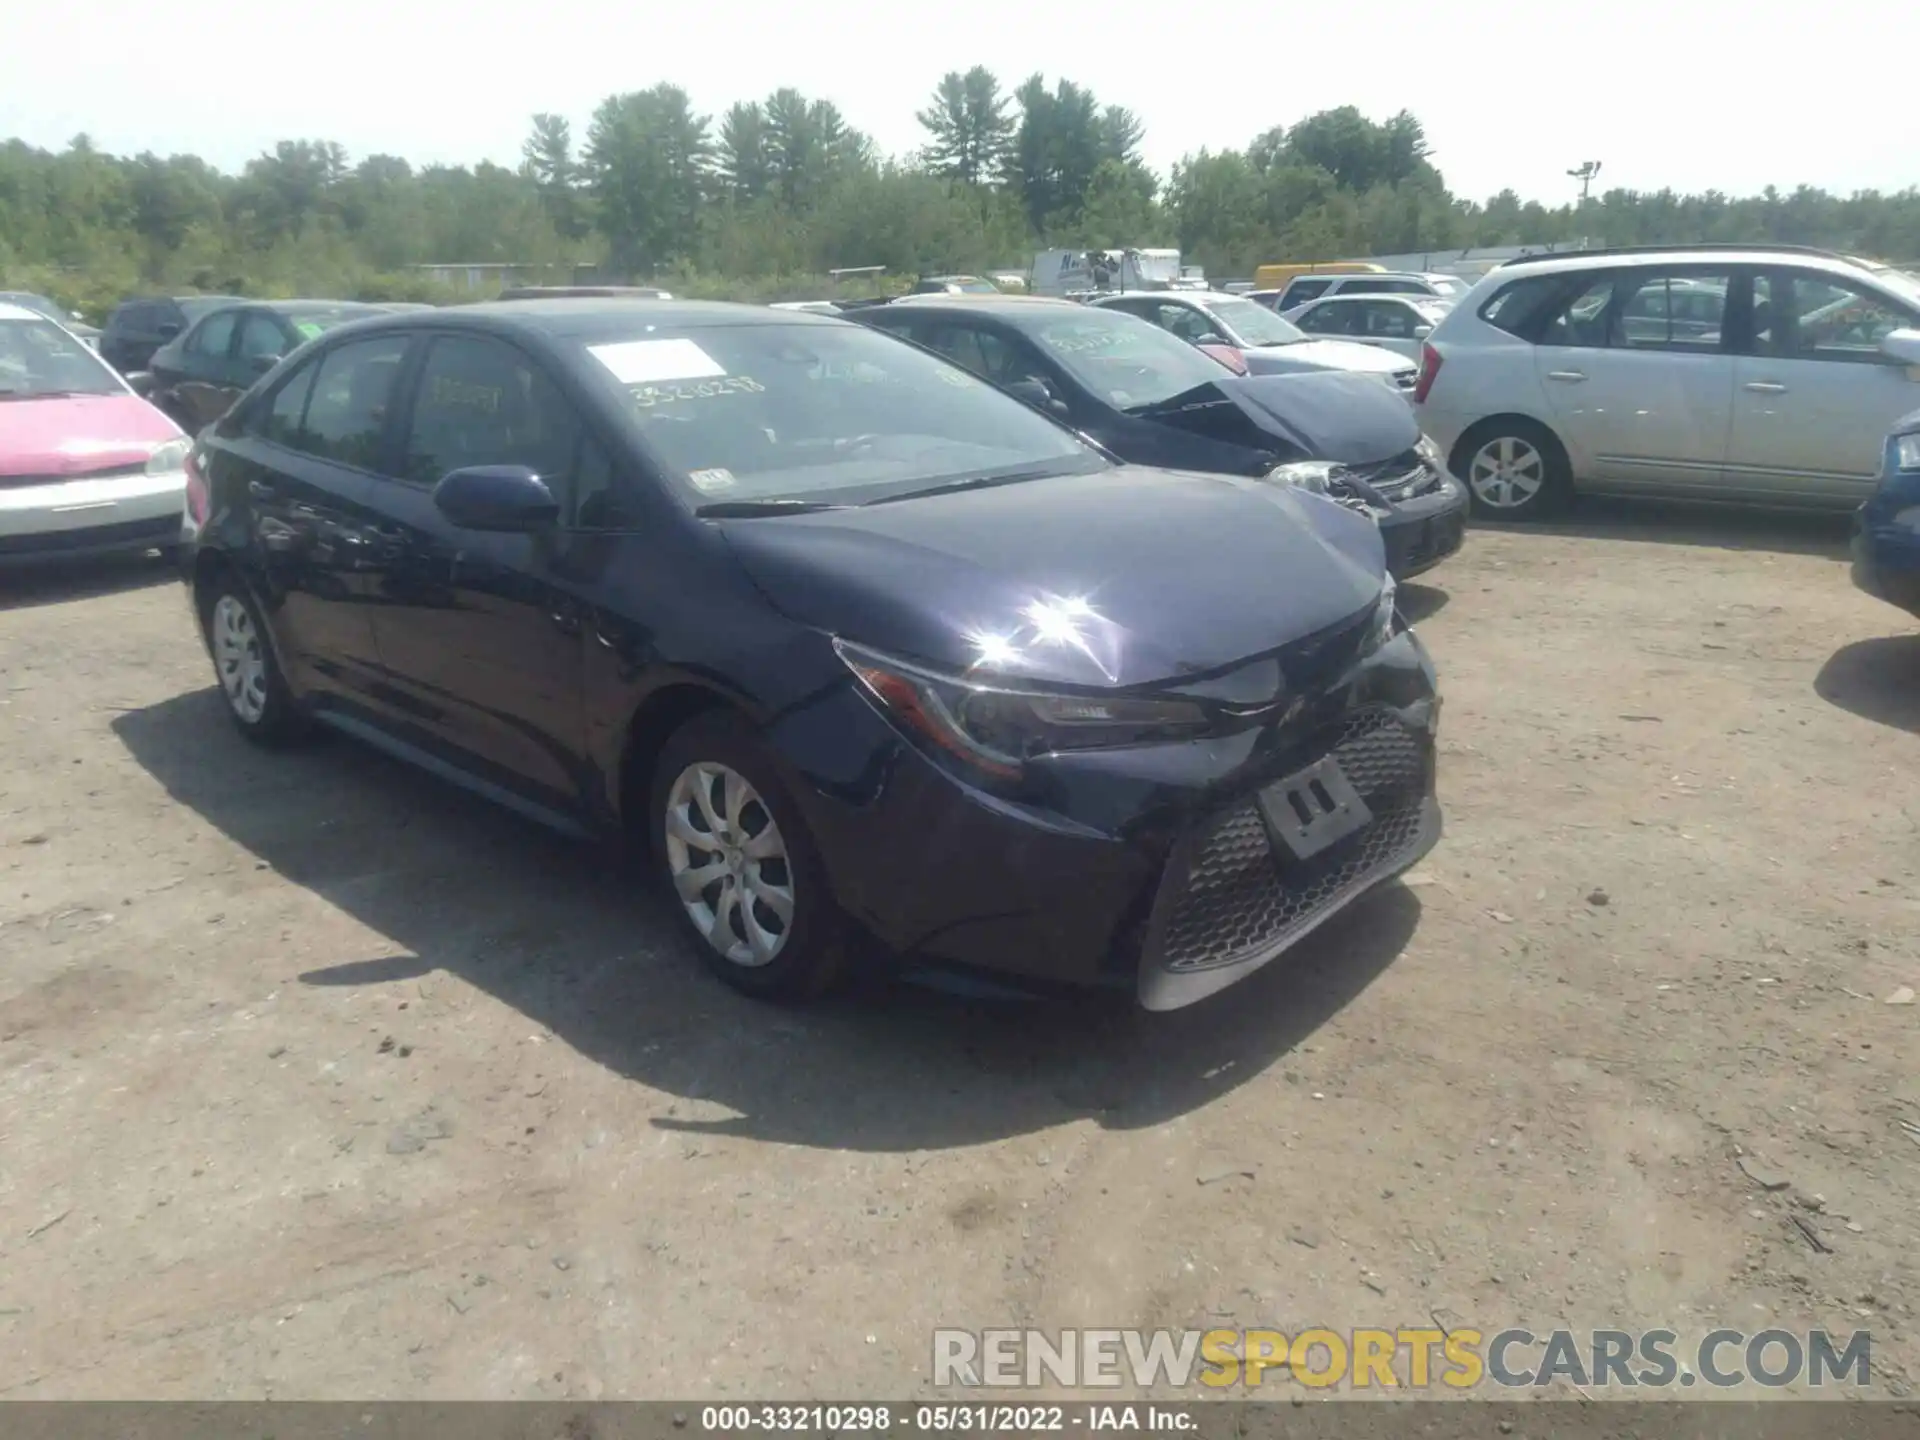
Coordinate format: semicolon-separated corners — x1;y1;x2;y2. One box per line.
248;479;276;500
1546;369;1587;382
1744;381;1788;394
550;608;582;636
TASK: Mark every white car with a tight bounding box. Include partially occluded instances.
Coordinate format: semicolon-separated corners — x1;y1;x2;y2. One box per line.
1091;290;1417;391
1285;293;1456;362
0;302;189;562
1413;245;1920;519
1269;271;1475;311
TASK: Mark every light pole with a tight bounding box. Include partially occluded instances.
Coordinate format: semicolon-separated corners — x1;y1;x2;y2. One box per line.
1568;160;1603;203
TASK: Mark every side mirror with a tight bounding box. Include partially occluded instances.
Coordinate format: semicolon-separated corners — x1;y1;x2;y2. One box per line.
1004;377;1054;409
432;465;559;532
249;353;279;376
1879;327;1920;367
1194;333;1229;347
156;322;182;340
124;370;156;397
1413;325;1434;340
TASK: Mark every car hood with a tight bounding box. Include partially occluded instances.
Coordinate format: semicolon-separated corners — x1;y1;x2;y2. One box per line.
1243;338;1409;375
1133;371;1421;468
717;466;1385;689
0;393;180;477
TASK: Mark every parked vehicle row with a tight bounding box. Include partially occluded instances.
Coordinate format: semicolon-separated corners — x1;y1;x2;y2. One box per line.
177;298;1443;1011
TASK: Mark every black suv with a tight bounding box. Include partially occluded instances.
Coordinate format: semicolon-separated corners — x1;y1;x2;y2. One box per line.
99;295;246;374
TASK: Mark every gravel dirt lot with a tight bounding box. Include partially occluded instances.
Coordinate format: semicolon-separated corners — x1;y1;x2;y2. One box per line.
0;505;1915;1402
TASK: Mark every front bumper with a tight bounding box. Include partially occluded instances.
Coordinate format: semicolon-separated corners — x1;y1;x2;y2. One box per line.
0;468;186;563
776;628;1441;1010
1377;474;1467;580
1851;504;1920;618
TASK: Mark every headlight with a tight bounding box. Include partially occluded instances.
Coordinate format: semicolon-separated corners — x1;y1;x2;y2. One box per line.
1266;460;1339;493
836;639;1209;776
147;438;190;475
1895;432;1920;473
1362;573;1398;655
1415;434;1445;470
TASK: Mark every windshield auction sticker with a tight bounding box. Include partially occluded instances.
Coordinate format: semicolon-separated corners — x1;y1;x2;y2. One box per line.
590;338;727;384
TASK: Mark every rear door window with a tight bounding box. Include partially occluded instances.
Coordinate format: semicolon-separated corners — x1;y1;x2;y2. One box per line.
239;313;292;361
188;310;239;357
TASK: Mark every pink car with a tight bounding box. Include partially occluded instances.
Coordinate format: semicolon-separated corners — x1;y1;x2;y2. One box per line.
0;300;188;563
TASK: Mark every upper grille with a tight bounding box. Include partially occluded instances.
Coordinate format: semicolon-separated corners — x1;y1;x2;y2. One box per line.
1153;707;1431;974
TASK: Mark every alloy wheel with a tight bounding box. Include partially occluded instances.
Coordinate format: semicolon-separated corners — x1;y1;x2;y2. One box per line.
1467;435;1547;511
212;594;268;724
663;761;795;968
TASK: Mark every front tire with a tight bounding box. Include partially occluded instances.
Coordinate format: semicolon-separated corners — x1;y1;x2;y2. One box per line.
650;711;850;1001
201;577;309;745
1455;419;1571;521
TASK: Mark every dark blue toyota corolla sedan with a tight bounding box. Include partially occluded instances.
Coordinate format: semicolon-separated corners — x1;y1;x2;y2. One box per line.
178;300;1442;1010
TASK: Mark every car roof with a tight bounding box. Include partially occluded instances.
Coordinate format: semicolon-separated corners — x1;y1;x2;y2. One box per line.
877;295;1084;323
0;301;46;322
1491;246;1883;280
333;298;848;340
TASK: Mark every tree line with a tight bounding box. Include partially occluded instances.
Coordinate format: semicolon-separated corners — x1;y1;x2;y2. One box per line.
3;69;1917;316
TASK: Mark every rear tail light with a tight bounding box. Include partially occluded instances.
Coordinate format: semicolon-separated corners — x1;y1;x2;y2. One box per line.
184;447;210;525
1412;342;1443;404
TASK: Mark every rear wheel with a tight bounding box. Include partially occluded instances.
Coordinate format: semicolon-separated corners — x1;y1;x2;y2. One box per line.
200;576;309;745
1455;419;1571;521
650;712;850;1001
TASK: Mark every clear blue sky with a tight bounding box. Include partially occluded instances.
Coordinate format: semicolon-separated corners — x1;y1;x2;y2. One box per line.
4;0;1912;204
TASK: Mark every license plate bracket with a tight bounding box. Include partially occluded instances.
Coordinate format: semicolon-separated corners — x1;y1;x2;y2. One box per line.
1257;755;1373;862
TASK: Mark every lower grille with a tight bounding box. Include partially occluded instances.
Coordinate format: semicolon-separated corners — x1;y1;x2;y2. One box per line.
0;513;177;556
1152;707;1432;974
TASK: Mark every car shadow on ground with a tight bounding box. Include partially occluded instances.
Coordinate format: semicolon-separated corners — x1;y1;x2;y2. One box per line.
1814;632;1920;734
1472;495;1852;558
1398;581;1449;625
112;688;1422;1154
0;550;176;612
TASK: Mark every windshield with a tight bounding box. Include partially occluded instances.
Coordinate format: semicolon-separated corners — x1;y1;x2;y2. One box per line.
1029;307;1232;411
1875;267;1920;310
0;316;123;398
1426;276;1470;297
1204;296;1306;347
580;322;1106;508
281;305;385;341
1;293;74;324
953;277;998;295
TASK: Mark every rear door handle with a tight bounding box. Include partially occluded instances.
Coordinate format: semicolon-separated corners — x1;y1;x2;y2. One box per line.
1744;381;1788;394
550;607;582;636
1546;370;1587;382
